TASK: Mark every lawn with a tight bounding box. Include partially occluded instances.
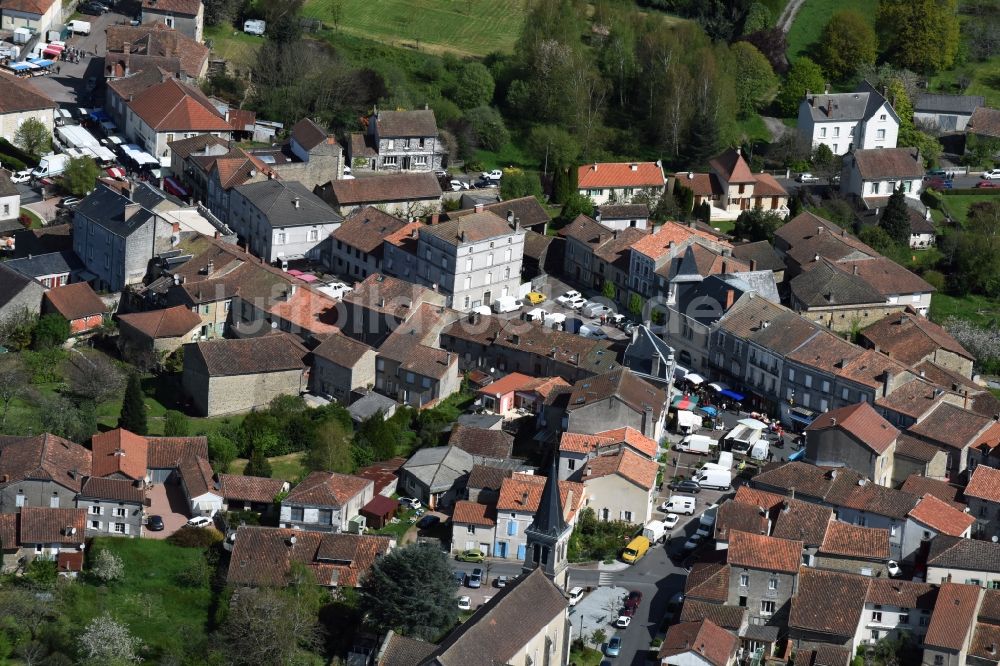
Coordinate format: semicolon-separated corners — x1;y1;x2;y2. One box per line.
62;538;214;658
19;207;43;229
928;54;1000;108
301;0;528;57
203;24;263;68
936;193;1000;226
373;506;420;540
785;0;873;61
229;451;307;482
929;293;1000;327
569;643;605;666
473;139;539;172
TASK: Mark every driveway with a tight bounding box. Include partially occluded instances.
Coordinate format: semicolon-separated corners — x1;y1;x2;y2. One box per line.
144;481;190;539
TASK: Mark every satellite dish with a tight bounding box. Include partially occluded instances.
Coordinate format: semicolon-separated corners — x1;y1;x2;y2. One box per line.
993;536;998;543
271;321;278;329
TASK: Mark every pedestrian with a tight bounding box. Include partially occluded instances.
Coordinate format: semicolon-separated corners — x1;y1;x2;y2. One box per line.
56;65;60;74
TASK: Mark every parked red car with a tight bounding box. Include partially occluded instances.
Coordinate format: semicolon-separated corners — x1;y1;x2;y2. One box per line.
976;180;1000;189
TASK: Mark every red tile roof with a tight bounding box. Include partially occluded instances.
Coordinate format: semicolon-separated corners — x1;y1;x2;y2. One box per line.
78;477;145;503
866;579;937;609
819;521;890;560
658;619;738;666
188;332;308;377
218;474;288;504
862;308;972;365
496;473;585;522
969;107;1000;139
582;449;659;489
0;514;17;550
577;162;664;189
733;485;785;510
19;507;85;545
227;526;392;588
908;402;993;450
925;582;981;651
285;471;372;507
117;305;201;339
630;221;729;261
128;77;232;132
354;458;405;495
0;433;92;493
805;402;898;454
790;568;870;638
727;530;802;574
91;428;149;480
709;149;755;184
43;282;107;321
899;474;964;509
685;562;731;603
146;435;208;468
452;500;496;527
852;148;924;181
966;465;1000;503
141;0;201;16
596;427;658;458
559;428;657;459
0;0;57;17
908;494;975;536
673;172;723;197
477;372;536;397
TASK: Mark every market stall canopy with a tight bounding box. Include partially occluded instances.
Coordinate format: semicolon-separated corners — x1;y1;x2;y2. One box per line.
738;418;767;430
697;405;718;417
707;382;729;392
671;394;699;410
718;389;745;402
685;373;705;385
677;410;702;430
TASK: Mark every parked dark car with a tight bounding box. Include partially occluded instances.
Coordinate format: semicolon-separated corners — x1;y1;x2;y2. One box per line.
668;479;702;494
79;1;107;14
147;515;165;531
417;514;440;530
624;590;643;610
925;178;953;190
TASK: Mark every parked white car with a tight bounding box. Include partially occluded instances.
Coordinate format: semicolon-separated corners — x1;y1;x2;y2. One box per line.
982;169;1000;180
9;169;31;184
449;180;469;191
185;516;213;529
481;169;503;181
796;173;819;183
663;514;680;530
556;290;582;306
458;595;472;610
579;325;608;340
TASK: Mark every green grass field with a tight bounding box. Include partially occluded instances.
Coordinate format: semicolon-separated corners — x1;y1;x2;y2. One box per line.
301;0;528;57
230;451;307;482
929;54;1000;108
929;293;1000;327
785;0;873;62
62;539;214;657
937;193;1000;226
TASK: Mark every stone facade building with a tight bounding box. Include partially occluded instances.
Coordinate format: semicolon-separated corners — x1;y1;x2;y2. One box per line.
348;109;444;172
279;471;374;533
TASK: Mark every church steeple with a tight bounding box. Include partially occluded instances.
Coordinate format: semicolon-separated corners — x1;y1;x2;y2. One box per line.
522;452;572;587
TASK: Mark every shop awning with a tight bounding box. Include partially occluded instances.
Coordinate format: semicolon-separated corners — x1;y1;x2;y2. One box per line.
89;108;110;122
106;166;125;179
707;382;730;392
685;373;705;386
789;410;816;426
719;389;745;402
28;58;52;68
42;48;60;58
697;405;718;417
297;273;318;283
789;448;807;461
671;395;699;410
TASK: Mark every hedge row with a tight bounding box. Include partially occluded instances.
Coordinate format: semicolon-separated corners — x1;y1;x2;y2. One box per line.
0;153;27;172
940;188;1000;196
0;139;37;167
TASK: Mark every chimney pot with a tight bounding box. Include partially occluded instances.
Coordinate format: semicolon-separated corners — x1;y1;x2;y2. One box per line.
474;203;484;213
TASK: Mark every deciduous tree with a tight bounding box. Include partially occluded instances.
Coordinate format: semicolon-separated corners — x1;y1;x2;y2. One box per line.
31;314;69;351
499;167;542;200
360;543;459;641
730;41;777;117
244;448;272;477
876;0;960;73
777;57;825;117
0;355;28;429
732;208;785;243
64;350;124;403
62;156;101;197
77;613;143;664
464;106;509;152
91;548;125;583
305;418;353;474
13;118;50;157
817;11;878;81
451;62;495;109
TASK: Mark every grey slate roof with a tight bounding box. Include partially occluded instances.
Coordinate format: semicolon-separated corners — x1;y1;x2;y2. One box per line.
235;179;342;228
732;240;785;272
802;81;893;124
596;203;649;219
725;271;780;304
375;109;438;138
402;445;474;493
0;170;17;198
927;535;1000;573
425;568;567;666
914;93;984;115
3;251;83;279
0;263;42;311
75;184;157;237
348;392;398;423
377;631;436;666
790;259;886;307
623;325;675;382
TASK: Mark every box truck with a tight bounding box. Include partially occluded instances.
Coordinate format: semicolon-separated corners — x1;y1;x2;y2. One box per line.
68;20;91;35
643;520;668;544
31;153;70;178
621;536;650;564
663;496;696;515
678;434;714;454
692;467;732;490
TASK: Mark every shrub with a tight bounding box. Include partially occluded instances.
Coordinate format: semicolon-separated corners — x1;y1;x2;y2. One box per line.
0;153;27;172
922;270;946;290
91;548;125;583
0;138;38;166
164;410;190;437
167;526;223;548
175;556;210;588
31;314;70;350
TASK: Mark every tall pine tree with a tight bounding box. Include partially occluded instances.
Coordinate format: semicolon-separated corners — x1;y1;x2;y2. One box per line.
880;187;911;247
685;109;720;171
245;448;273;478
118;372;147;435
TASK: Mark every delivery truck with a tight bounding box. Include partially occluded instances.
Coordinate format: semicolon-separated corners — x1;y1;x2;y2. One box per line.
68;20;91;35
678;434;714;454
643;520;668;545
31;153;70;178
691;467;732;490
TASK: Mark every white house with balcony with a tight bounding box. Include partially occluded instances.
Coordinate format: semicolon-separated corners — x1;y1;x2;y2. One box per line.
577;162;665;206
798;82;900;156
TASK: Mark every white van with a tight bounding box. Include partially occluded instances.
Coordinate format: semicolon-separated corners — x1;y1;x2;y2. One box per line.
567;586;585;606
692;468;732;490
543;312;566;330
492;296;519;314
524;307;548;322
663;496;696;516
243;19;266;35
678;434;714;454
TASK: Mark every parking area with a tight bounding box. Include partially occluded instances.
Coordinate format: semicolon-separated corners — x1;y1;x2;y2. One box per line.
568;585;629;642
144;482;190;539
454;566;509;608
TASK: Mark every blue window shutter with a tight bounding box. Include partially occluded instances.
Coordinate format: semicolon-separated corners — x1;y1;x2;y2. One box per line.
508;520;517;536
517;543;526;560
493;542;503;557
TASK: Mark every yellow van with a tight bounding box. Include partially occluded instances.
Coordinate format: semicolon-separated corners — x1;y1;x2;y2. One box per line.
621;536;651;564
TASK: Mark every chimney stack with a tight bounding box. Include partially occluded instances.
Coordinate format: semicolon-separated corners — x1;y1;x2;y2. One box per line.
474;203;484;213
